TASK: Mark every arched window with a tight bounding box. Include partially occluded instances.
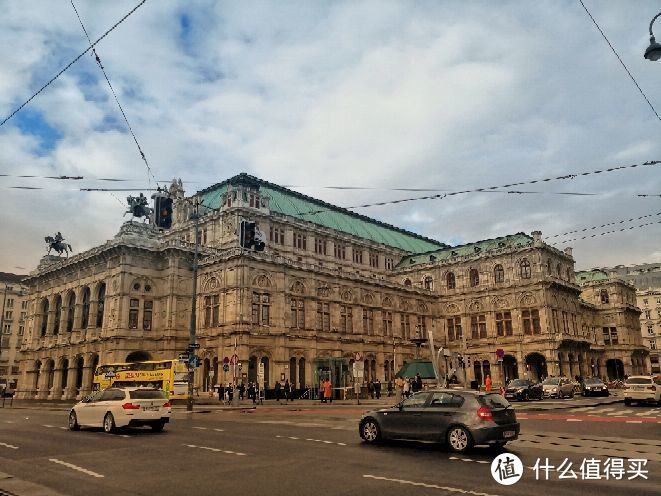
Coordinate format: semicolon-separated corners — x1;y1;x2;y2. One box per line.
446;272;456;289
404;279;412;287
494;264;504;283
423;276;433;290
66;292;75;332
96;283;106;328
469;269;479;287
547;260;552;273
81;287;90;329
53;295;62;335
600;289;609;304
520;259;531;279
556;263;562;277
40;298;49;336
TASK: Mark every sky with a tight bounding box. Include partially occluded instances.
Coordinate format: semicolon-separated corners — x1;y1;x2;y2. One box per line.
1;0;660;274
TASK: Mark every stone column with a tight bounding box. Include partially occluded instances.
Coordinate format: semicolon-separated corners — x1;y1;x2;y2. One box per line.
17;362;38;400
36;362;51;400
79;357;95;398
50;363;65;400
64;361;78;400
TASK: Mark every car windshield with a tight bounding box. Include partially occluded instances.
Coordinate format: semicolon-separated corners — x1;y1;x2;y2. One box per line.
480;393;511;410
542;378;559;385
508;380;529;387
584;378;603;384
129;389;166;399
626;377;652;385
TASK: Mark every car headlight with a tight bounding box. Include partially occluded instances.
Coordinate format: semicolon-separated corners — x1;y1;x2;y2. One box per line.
552;387;558;392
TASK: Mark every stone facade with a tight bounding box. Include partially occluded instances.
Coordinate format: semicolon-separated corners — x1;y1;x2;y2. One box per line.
638;289;661;373
16;175;650;400
0;273;29;392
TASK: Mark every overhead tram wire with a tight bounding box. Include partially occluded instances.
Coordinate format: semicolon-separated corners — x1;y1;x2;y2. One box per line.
547;210;661;239
551;219;661;245
0;0;148;128
577;0;661;122
294;159;661;215
70;0;156;189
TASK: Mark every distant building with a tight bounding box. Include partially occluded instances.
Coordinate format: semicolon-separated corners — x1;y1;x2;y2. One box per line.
0;272;28;393
16;174;650;400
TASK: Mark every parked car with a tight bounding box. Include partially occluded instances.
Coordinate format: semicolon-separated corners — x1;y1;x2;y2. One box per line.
68;387;171;433
504;379;543;401
541;377;575;398
580;377;609;397
358;389;520;453
623;376;661;406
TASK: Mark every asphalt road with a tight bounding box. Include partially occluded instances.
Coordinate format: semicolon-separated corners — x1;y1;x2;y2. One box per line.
0;400;659;496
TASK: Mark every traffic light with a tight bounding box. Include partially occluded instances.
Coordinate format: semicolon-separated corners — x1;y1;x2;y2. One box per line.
239;220;265;251
152;191;173;229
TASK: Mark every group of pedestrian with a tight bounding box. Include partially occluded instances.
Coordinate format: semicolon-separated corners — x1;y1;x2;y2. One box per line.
274;379;295;402
395;373;424;398
366;379;382;399
319;378;333;403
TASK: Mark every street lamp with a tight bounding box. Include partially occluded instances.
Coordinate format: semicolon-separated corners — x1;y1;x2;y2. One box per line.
644;12;661;61
186;198;200;412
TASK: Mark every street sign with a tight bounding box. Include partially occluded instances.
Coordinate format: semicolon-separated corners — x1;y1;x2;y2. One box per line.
188;343;200;349
353;361;364;378
230;354;239;365
223;356;230;364
257;362;265;387
354;352;363;361
188;356;201;368
223;363;230;372
178;353;190;361
496;348;505;359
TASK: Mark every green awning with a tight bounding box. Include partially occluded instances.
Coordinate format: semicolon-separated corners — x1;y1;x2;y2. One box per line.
395;360;436;379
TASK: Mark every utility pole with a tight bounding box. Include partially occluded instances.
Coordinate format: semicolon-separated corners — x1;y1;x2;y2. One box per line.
0;283;8;396
187;198;200;412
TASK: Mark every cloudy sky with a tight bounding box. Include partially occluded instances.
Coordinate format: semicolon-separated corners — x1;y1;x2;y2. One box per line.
1;0;660;274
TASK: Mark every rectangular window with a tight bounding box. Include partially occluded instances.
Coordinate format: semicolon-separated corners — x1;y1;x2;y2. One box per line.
128;298;139;329
340;305;353;333
143;300;153;330
18;325;24;336
385;257;394;270
369;252;379;268
334;244;346;260
21;300;28;309
401;314;411;339
204;296;212;327
2;324;10;335
609;327;618;345
362;308;374;335
523;310;532;335
294;232;307;250
496;312;512;336
314;238;327;255
645;310;652;319
447;316;461;341
317;302;330;331
269;226;285;245
290;298;305;329
552;309;559;332
6;298;13;308
212;295;219;327
353;248;363;264
417;315;426;335
471;315;479;339
382;311;392;336
571;313;577;334
602;327;610;345
648;325;654;335
561;311;569;333
252;293;270;325
4;311;12;320
531;310;541;334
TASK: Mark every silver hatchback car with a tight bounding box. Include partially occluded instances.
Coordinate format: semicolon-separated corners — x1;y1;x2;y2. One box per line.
542;377;575;399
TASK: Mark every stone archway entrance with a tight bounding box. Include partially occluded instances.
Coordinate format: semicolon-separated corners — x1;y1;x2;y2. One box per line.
606;359;625;380
126;351;152;362
502;355;518;383
525;353;547;382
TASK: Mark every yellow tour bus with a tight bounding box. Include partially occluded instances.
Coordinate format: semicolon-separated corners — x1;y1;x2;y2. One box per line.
93;360;190;399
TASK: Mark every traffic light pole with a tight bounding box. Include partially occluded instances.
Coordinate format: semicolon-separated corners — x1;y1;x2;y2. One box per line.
187;199;200;412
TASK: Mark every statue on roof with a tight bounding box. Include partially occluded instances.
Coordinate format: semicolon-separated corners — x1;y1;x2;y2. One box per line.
125;193;153;222
44;231;72;257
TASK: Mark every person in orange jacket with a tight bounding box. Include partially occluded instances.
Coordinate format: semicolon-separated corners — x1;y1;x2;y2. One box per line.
485;374;492;392
323;378;332;404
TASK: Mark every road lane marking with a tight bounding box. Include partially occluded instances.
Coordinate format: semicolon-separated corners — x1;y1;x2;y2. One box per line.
183;444;248;456
49;459;103;478
4;421;16;424
59;427;67;430
42;424;55;428
566;419;582;422
626;420;643;424
0;442;19;449
213;428;224;432
363;475;500;496
193;427;208;430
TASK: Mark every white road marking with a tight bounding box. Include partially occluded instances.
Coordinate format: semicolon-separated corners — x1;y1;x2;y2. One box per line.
213;428;224;432
476;461;489;464
59;427;67;430
184;444;248;456
288;436;299;440
337;442;347;446
49;459;103;478
363;475;500;496
120;434;130;438
4;421;16;424
193;426;208;430
566;419;582;422
626;420;643;424
0;442;19;449
42;424;55;428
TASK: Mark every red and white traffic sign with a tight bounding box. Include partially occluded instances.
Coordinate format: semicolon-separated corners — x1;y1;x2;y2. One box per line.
223;356;230;364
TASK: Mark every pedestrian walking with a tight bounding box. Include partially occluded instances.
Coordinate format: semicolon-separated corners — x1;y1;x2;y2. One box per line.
415;373;423;392
368;380;374;399
403;377;411;398
323;378;332;404
218;384;225;403
387;380;393;397
275;380;282;401
485;374;492;392
239;382;245;400
375;379;381;399
284;379;290;402
227;382;234;402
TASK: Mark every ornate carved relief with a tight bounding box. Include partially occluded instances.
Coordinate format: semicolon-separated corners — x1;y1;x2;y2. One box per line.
253;274;272;288
290;280;305;294
362;292;374;305
340;289;352;302
520;293;537;307
446;302;461;314
317;285;331;298
468;300;482;312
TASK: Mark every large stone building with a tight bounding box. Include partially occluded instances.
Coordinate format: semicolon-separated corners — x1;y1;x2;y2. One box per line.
0;272;28;393
16;174;649;400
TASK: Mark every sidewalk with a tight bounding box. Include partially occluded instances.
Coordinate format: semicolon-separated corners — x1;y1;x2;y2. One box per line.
0;472;67;496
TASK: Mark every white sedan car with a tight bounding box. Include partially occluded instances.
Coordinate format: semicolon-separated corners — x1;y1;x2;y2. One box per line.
68;387;172;433
623;375;661;406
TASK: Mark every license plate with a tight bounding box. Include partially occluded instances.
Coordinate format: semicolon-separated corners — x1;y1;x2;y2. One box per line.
503;431;515;439
143;406;159;411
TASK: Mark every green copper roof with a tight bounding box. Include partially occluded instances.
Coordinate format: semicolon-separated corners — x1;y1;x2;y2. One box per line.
198;174;446;253
575;270;609;284
398;233;533;267
395;360;437;379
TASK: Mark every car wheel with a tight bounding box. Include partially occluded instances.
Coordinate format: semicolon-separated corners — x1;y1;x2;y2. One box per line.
558;391;564;399
447;426;473;454
624;399;631;406
360;418;381;444
151;421;165;432
103;412;116;434
68;411;80;431
569;390;574;399
522;391;529;402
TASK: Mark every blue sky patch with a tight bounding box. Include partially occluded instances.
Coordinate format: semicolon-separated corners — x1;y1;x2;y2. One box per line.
13;109;61;154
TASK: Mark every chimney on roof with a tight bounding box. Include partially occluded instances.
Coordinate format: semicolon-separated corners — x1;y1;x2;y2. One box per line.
531;230;542;247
